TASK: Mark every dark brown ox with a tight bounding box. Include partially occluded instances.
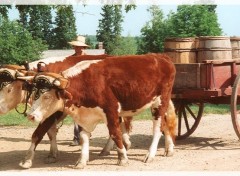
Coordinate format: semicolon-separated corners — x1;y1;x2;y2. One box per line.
26;53;176;169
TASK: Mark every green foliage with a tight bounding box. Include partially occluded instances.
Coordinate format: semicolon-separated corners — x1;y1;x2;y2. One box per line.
85;35;96;49
110;35;137;55
96;5;123;54
138;5;222;54
16;5;31;28
167;5;222;37
0;5;11;19
0;20;47;64
138;6;167;54
16;5;54;48
53;5;77;49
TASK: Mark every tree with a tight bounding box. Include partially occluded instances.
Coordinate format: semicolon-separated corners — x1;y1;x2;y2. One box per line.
96;5;123;54
138;5;222;54
16;5;54;48
53;5;77;49
138;6;167;54
110;35;137;55
167;5;222;37
0;5;11;20
16;5;31;28
0;20;47;64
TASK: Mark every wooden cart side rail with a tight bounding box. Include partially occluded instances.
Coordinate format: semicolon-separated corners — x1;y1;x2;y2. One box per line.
202;59;240;64
172;87;233;99
202;60;240;90
174;59;240;92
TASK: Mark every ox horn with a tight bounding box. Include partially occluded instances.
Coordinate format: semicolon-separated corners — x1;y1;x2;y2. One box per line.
15;70;25;77
17;76;34;81
53;80;61;87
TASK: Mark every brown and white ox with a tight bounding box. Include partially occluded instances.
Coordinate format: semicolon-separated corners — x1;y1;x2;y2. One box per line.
0;55;125;169
25;53;177;168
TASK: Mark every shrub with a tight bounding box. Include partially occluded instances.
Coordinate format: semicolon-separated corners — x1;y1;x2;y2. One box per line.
0;19;47;64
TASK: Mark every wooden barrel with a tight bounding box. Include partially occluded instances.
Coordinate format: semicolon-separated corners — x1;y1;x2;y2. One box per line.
164;38;197;63
230;37;240;59
197;36;232;62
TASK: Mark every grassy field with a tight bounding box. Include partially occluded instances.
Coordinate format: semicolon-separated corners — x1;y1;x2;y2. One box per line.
0;103;231;127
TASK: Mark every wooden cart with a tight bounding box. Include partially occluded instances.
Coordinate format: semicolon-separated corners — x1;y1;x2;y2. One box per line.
172;59;240;140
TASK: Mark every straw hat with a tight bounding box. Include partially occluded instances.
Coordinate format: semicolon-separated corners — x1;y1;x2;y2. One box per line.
68;36;89;47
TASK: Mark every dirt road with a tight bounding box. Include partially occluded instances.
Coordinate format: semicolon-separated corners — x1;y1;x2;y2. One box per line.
1;114;240;172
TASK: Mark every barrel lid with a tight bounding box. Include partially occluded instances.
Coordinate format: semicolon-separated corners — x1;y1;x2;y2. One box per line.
230;37;240;41
198;36;230;40
165;37;196;42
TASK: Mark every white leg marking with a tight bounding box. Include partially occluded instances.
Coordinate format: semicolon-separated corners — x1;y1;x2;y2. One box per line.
116;147;128;166
144;118;162;163
164;129;174;157
120;121;131;150
19;143;35;169
74;130;90;169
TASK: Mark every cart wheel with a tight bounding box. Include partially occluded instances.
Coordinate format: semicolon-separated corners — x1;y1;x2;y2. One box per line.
174;101;204;140
231;72;240;139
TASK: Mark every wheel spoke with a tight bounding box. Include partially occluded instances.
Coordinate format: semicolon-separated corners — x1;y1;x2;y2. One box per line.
185;105;197;120
178;106;182;136
175;101;204;140
183;107;190;132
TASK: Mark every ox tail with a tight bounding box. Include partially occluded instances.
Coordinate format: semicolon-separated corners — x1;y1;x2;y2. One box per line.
166;100;177;143
122;116;133;133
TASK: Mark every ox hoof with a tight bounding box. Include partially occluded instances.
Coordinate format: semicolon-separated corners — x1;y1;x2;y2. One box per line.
74;161;87;169
164;151;174;157
44;156;57;164
143;153;154;163
99;150;110;156
117;159;129;166
19;160;32;169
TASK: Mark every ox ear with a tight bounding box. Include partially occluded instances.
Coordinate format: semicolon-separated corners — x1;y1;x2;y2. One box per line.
57;90;72;100
58;90;73;107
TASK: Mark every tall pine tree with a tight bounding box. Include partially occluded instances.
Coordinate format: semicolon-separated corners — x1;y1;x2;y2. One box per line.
53;5;77;49
96;5;123;54
0;5;11;20
16;5;53;48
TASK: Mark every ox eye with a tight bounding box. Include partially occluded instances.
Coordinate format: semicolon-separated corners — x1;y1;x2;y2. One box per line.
8;89;11;93
43;95;52;99
7;87;13;93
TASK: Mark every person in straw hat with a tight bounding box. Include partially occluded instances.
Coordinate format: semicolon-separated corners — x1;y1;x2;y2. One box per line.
68;35;89;146
68;35;89;56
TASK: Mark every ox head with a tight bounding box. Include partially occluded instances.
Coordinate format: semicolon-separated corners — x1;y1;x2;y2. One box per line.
24;72;72;123
0;65;31;114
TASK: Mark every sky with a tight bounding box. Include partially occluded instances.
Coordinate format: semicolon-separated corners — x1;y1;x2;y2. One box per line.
9;4;240;37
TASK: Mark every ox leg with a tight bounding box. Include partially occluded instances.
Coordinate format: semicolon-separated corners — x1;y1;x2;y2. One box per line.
19;111;64;169
99;116;131;156
164;101;176;157
143;97;163;163
44;123;58;163
144;118;162;163
99;137;115;156
163;128;174;157
106;112;128;166
74;130;90;169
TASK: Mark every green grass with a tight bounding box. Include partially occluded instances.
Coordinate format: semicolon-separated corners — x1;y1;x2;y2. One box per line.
0;103;231;126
